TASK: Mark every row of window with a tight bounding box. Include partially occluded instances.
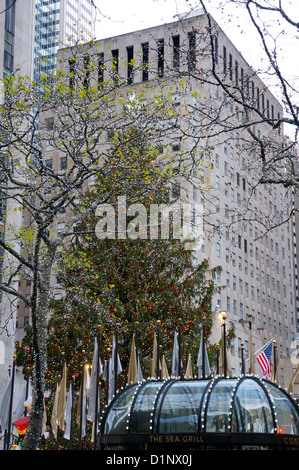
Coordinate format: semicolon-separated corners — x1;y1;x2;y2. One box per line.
220;42;281;122
68;29;278;123
69;30;201;88
218;242;292;278
217;292;294;334
42;155;67;171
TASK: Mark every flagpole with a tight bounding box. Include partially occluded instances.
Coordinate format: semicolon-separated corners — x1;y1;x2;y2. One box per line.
216;343;220;375
178;319;182;378
79;362;86;451
5;354;16;450
135;323;142;381
68;379;74;450
105;356;109;405
24;375;30;417
156;321;161;380
55;358;64;450
202;325;205;379
248;313;255;374
114;329;118;394
273;340;277;382
93;331;100;449
135;322;139;358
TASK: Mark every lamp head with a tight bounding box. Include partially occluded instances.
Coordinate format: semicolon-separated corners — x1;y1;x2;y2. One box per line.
219;310;227;321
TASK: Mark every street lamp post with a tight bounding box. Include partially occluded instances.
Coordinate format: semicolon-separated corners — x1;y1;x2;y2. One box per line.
216;343;220;375
240;342;245;375
156;320;161;380
220;311;227;377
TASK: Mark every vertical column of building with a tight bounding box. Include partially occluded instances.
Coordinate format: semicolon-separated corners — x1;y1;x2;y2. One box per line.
0;0;35;416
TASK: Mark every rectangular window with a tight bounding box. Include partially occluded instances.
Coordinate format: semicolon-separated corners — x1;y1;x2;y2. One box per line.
172;35;180;68
98;52;104;84
157;39;164;77
238;235;241;249
213;35;218;64
229;53;232;80
60;157;67;171
83;54;90;89
256;87;260;109
5;0;15;33
45;117;54;131
45;159;52;169
188;32;196;71
4;31;14;72
112;49;119;81
222;45;227;74
171;183;180;198
127;46;134;84
69;58;76;89
142;43;149;81
235;60;238;86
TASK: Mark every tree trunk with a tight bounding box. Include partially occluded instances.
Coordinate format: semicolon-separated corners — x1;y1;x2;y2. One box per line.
22;236;54;450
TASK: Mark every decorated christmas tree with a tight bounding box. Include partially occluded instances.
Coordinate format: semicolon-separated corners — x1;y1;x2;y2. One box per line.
43;126;223;386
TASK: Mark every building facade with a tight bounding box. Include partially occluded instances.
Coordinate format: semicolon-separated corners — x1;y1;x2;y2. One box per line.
56;8;297;390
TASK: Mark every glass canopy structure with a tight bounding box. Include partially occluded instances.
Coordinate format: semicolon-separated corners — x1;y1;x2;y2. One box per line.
100;376;299;450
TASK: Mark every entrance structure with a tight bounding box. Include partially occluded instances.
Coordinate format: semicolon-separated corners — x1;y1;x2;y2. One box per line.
100;376;299;450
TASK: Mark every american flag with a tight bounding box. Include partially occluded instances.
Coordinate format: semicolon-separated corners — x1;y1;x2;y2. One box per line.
256;343;272;379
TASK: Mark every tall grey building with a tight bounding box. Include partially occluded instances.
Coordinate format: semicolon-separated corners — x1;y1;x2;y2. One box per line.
0;0;94;428
0;0;35;430
56;8;297;392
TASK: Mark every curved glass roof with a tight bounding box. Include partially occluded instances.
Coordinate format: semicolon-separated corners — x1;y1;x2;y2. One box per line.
101;376;299;437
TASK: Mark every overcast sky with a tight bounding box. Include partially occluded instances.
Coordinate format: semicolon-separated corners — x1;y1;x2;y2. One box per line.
92;0;262;63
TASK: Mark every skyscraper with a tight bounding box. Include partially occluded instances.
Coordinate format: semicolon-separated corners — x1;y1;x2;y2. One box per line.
0;0;94;422
0;0;35;429
34;0;94;84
